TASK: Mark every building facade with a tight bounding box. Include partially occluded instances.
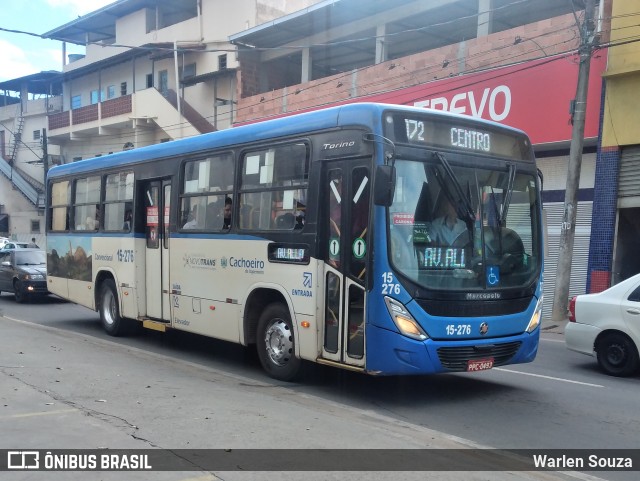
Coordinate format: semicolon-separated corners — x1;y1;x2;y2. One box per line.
589;0;640;291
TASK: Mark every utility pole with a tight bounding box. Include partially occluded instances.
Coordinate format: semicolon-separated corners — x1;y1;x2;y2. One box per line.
551;0;598;322
42;128;49;175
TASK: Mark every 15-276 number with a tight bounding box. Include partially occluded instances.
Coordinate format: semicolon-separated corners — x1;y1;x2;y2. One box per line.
116;249;134;262
445;324;471;336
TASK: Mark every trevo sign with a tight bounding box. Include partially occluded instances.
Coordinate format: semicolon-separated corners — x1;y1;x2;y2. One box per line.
365;52;607;145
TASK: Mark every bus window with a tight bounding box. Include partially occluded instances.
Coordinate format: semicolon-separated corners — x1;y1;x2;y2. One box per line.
181;153;234;231
73;176;101;231
239;143;308;231
104;171;134;232
50;181;71;231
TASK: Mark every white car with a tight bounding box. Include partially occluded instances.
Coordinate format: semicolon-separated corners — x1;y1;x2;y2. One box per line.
565;273;640;377
0;241;29;252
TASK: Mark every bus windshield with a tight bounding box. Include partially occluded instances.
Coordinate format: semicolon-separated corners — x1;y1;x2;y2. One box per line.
388;156;540;291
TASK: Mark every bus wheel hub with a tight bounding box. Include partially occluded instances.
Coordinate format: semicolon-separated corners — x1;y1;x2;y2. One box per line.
264;319;292;366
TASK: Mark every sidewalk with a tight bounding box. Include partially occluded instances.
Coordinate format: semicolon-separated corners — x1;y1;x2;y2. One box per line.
541;318;568;335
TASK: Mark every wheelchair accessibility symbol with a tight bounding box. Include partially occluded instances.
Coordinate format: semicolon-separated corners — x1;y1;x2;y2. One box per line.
487;266;500;286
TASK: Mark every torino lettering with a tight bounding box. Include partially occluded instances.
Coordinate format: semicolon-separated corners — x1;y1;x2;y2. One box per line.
414;85;511;122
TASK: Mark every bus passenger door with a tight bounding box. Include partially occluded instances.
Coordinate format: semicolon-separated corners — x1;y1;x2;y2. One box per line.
143;179;171;321
321;161;371;368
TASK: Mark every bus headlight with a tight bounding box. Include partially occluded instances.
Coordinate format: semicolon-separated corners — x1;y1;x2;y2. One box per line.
384;296;428;341
526;296;543;333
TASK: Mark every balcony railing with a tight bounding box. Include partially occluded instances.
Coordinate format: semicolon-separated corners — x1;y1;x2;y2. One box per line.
48;94;133;131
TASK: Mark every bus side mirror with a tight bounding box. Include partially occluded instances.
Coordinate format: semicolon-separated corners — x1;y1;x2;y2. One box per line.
374;165;396;207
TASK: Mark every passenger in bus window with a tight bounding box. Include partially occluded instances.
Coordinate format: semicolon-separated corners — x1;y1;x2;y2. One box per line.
205;197;231;230
430;198;468;246
123;209;133;231
183;204;199;229
222;197;232;229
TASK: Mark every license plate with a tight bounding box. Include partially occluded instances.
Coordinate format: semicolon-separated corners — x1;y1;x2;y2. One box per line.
467;358;494;372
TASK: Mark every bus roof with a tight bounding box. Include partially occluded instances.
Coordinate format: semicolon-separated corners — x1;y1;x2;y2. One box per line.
47;102;529;179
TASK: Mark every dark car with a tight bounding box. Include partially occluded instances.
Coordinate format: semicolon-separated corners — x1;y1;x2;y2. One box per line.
0;248;49;302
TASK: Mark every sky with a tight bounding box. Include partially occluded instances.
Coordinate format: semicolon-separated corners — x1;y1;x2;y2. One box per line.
0;0;114;82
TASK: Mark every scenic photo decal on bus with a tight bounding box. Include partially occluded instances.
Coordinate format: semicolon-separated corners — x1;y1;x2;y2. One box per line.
47;236;93;282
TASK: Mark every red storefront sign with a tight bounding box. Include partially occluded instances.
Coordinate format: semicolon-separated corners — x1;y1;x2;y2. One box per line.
363;52;606;145
237;51;606;146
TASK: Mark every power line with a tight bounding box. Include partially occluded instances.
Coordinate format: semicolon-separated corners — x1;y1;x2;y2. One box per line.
4;10;639;151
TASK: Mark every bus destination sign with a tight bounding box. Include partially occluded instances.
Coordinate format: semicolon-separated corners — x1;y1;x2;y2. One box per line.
422;246;466;270
384;112;530;161
268;243;310;265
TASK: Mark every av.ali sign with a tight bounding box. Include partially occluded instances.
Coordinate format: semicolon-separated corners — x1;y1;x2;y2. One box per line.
365;51;607;145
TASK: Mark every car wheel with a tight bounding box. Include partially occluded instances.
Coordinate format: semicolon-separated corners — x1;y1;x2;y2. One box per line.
13;280;27;303
256;303;302;382
596;332;639;377
99;279;131;336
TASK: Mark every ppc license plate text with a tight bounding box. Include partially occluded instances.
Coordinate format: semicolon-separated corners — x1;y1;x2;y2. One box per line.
467;358;494;372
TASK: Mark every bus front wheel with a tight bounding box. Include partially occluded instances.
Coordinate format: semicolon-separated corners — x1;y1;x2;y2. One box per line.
99;279;128;336
257;303;302;382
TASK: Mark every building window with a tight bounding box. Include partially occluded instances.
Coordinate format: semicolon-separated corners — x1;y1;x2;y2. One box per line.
31;220;40;233
181;63;196;81
71;95;82;109
90;90;102;104
107;85;116;99
218;54;227;70
159;70;168;96
120;82;127;96
146;74;153;88
33;130;41;141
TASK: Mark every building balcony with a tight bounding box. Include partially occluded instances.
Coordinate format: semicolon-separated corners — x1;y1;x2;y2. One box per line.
48;95;133;140
47;88;213;144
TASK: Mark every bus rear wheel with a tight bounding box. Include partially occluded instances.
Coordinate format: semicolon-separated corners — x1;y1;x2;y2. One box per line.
257;303;302;382
99;279;130;336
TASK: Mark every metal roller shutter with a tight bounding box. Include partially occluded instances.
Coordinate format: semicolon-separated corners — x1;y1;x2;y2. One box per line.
542;201;593;320
619;146;640;198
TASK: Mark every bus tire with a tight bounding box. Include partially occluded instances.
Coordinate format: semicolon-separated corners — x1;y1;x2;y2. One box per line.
99;279;128;336
257;303;302;382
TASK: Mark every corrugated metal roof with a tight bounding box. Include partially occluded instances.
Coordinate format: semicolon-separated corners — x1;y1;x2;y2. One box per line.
42;0;196;45
0;71;63;95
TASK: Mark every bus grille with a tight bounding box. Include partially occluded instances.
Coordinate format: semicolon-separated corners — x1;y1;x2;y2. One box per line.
417;297;532;317
437;341;522;371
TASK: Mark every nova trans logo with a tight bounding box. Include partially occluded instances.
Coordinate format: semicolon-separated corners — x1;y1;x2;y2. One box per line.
183;254;217;269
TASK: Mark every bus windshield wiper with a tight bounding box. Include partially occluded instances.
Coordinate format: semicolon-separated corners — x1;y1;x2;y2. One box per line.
432;152;476;223
500;163;516;226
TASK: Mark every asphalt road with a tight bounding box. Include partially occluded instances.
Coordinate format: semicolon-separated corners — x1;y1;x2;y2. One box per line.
0;292;638;481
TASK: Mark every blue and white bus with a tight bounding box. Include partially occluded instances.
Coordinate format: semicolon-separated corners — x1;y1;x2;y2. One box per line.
45;103;543;381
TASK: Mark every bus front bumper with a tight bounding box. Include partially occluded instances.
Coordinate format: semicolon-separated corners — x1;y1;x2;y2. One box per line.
365;323;539;376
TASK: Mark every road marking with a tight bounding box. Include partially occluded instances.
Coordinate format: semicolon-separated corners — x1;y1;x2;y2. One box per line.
494;368;604;388
0;408;78;420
